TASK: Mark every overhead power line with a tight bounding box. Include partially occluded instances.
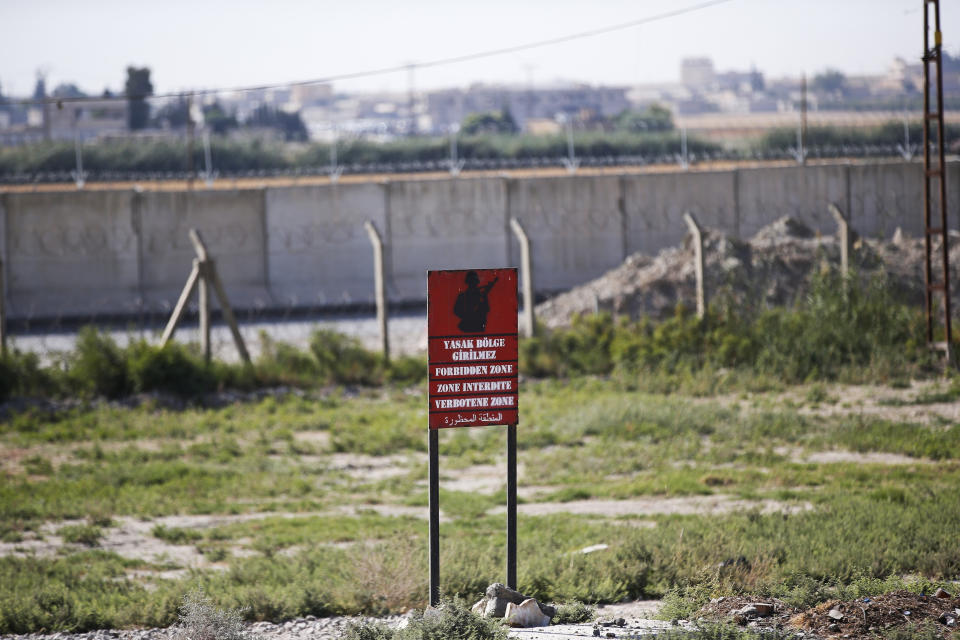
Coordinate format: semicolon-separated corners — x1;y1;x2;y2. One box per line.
16;0;735;107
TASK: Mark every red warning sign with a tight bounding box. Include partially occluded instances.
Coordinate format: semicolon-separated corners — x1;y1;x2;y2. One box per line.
428;268;518;429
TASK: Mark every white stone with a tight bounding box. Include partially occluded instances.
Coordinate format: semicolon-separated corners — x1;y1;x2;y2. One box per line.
505;599;551;628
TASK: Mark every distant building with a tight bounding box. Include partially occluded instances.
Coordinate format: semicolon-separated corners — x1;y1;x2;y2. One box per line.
423;83;630;133
681;58;716;89
291;83;333;108
48;99;127;140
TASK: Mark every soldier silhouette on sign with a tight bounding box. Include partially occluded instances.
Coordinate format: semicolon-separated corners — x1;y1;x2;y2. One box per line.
453;271;498;333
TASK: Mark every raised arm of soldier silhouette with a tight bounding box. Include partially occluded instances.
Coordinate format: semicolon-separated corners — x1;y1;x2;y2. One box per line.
453;270;499;333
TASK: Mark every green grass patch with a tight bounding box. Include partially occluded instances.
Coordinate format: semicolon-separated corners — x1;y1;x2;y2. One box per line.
57;524;104;547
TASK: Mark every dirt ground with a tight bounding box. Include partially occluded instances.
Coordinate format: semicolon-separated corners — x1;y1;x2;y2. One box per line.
697;590;960;637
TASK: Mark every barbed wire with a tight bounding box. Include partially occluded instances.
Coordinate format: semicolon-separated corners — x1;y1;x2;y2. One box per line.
0;146;934;186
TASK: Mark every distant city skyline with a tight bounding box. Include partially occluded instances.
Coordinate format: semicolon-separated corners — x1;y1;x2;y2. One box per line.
1;0;957;99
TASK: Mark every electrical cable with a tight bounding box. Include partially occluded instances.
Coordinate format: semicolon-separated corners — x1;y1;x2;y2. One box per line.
13;0;735;107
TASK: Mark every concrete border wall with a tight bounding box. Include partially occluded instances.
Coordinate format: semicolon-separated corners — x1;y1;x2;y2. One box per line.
265;183;386;308
0;160;953;320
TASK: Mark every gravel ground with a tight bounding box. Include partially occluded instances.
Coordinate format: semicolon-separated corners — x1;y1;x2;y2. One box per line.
0;615;404;640
0;603;679;640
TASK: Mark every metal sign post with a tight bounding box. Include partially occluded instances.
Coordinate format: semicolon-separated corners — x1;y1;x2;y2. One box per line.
427;268;519;606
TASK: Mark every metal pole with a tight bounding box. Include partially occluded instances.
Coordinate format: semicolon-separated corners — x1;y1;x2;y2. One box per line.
566;119;577;174
203;130;214;187
187;94;196;190
933;0;952;358
924;1;934;345
510;218;535;337
450;128;457;166
428;428;440;607
330;134;337;172
905;117;912;159
448;125;464;176
800;73;808;166
680;126;689;170
74;136;86;189
363;221;389;363
506;424;517;590
329;127;342;182
922;0;952;359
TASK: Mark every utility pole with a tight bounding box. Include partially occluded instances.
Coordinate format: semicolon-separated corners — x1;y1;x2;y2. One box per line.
921;0;953;362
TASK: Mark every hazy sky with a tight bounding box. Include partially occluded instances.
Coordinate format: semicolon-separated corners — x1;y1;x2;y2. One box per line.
1;0;957;98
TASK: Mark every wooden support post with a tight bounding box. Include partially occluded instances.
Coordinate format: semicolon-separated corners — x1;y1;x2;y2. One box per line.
0;258;6;357
198;262;211;363
160;260;201;347
188;228;209;262
160;229;251;364
191;228;251;364
363;221;390;363
828;203;851;277
509;217;535;338
207;263;251;365
683;212;706;319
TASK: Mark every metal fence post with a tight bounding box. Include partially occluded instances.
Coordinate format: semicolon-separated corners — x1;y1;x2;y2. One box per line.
509;217;535;337
683;212;706;319
363;221;390;363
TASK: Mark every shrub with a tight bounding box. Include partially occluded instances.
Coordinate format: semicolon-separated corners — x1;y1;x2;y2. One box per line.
553;601;595;624
67;327;131;398
174;589;249;640
522;270;930;384
309;330;383;386
344;598;508;640
0;351;56;400
127;341;215;396
386;355;427;386
57;524;103;547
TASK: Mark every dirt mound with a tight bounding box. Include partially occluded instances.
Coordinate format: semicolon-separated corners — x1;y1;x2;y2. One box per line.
696;590;960;637
793;591;960;637
537;217;960;329
697;596;797;628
